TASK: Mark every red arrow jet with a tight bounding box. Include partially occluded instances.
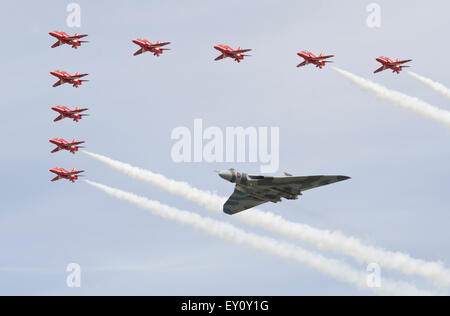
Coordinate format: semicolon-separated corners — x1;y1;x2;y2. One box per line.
296;51;334;69
49;168;84;183
132;39;171;56
50;70;89;88
49;138;85;154
213;45;252;63
49;31;88;49
374;56;412;74
51;106;88;122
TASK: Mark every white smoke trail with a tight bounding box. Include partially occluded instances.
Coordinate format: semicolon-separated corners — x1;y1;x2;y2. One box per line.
83;151;450;287
85;179;434;296
333;67;450;128
408;72;450;100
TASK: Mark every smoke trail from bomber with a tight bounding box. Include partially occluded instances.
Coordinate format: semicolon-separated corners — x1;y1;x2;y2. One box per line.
333;67;450;128
85;179;434;296
83;151;450;287
408;72;450;100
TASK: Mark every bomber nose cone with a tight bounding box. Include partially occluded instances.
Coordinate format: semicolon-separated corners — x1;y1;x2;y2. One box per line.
218;169;233;182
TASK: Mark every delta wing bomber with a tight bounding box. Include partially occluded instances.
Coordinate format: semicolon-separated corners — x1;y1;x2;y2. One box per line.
218;168;350;215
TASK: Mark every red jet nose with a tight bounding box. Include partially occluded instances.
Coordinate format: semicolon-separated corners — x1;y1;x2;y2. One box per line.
50;71;58;76
132;39;140;45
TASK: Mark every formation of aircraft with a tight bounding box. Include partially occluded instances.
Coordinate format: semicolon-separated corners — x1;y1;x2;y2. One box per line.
50;70;89;88
47;32;412;74
218;168;350;214
132;39;171;56
51;106;88;122
49;168;85;183
49;138;85;154
373;56;412;74
297;51;334;69
213;45;252;62
48;32;90;183
49;31;88;49
46;31;410;188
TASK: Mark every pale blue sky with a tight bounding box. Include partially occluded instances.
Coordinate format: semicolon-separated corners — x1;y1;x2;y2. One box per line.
0;0;449;295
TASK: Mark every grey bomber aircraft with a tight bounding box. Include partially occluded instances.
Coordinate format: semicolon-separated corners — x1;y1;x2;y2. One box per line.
218;168;350;215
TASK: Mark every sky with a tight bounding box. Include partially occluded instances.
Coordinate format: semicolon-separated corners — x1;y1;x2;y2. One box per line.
0;0;449;295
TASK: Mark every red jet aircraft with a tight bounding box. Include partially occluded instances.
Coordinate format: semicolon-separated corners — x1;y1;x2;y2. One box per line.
49;168;84;183
132;39;171;56
52;106;88;122
374;56;412;74
49;138;85;154
296;51;334;69
50;70;89;88
213;45;252;63
49;31;88;49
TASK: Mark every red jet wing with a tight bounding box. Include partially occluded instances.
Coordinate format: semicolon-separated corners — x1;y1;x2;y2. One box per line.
52;80;63;87
65;169;85;176
232;48;252;54
149;41;171;48
66;34;88;40
70;108;88;114
311;54;334;60
391;59;412;65
51;41;63;48
68;73;88;79
134;48;145;56
373;65;386;73
214;54;226;61
72;141;85;145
